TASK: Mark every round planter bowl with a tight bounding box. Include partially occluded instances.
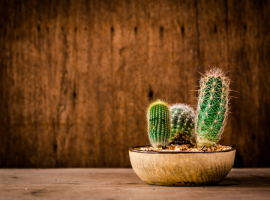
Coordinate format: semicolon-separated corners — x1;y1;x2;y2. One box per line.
129;146;236;186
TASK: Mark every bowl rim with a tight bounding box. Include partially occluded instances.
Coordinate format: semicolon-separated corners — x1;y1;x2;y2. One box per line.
129;145;236;154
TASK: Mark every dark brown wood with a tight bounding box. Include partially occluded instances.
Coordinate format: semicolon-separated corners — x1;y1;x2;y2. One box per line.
0;169;270;200
0;0;270;167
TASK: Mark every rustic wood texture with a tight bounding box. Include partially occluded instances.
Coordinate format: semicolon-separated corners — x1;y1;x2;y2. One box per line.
0;169;270;200
0;0;269;167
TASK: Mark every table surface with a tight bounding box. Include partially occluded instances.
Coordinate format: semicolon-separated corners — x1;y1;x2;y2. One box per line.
0;168;270;200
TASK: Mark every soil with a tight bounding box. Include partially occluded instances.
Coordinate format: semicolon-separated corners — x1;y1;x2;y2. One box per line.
140;144;232;152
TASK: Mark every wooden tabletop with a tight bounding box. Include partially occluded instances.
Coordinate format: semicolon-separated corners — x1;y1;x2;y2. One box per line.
0;168;270;200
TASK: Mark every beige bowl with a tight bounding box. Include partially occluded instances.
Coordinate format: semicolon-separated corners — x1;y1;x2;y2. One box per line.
129;146;236;186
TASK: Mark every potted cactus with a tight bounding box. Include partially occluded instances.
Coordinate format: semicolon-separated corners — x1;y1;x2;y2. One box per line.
147;99;171;148
129;68;236;186
196;68;230;148
170;104;195;145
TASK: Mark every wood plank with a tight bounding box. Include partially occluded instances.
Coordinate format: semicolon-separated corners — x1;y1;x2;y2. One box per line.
226;0;261;167
258;0;270;167
196;0;232;152
0;169;270;200
97;0;115;167
133;0;152;148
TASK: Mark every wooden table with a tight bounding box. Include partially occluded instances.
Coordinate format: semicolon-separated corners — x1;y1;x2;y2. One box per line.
0;169;270;200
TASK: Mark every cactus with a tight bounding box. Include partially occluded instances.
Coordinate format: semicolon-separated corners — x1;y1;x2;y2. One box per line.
196;68;230;148
147;99;171;148
170;104;195;144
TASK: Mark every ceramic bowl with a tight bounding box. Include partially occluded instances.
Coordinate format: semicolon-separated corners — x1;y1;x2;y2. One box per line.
129;146;236;186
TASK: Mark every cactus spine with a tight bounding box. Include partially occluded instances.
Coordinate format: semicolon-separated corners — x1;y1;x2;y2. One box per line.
147;99;171;148
170;104;195;144
196;68;230;148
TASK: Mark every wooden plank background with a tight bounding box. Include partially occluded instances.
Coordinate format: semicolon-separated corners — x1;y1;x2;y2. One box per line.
0;0;269;167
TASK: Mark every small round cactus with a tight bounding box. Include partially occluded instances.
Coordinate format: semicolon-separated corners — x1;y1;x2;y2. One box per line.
170;104;195;144
147;99;171;148
196;68;230;148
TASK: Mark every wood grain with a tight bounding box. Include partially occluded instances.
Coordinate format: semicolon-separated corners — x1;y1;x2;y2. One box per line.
0;0;269;167
0;169;270;200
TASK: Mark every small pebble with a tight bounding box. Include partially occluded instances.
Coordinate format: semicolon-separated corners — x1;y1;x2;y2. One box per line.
140;144;232;152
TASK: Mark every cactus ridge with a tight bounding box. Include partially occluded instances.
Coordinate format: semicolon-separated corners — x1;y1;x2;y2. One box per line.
147;99;171;147
170;104;195;143
196;68;230;147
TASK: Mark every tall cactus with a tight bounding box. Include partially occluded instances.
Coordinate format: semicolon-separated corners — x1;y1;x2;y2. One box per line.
170;104;195;144
147;99;171;148
196;68;230;148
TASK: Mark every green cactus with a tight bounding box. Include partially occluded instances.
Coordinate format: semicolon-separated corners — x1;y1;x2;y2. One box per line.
196;68;230;148
147;99;171;148
170;104;195;144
